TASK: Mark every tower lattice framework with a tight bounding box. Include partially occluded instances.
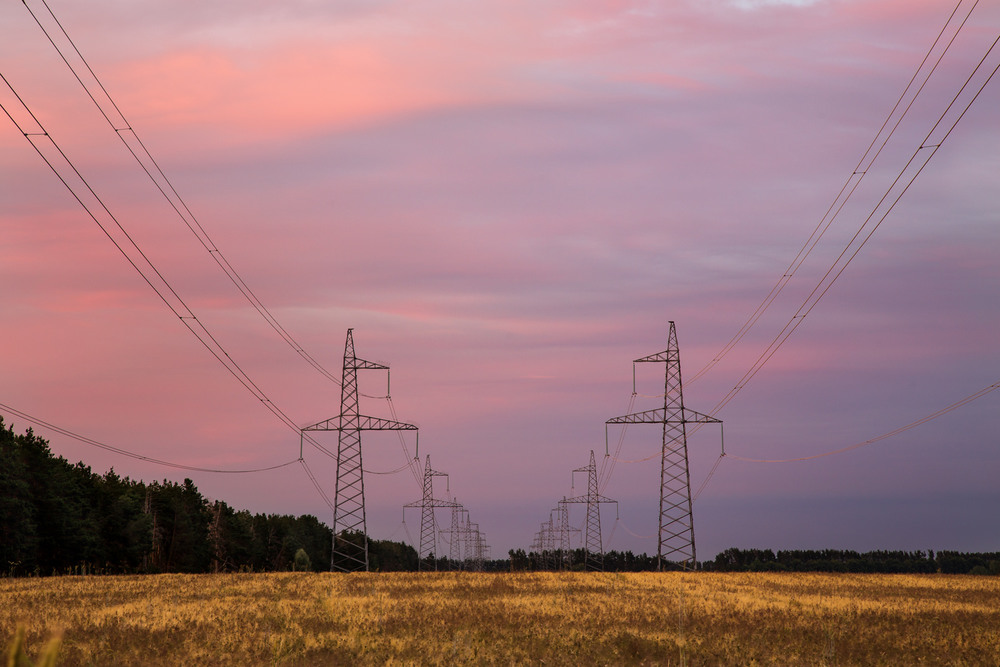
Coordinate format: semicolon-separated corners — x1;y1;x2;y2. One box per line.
444;502;465;562
563;450;617;571
553;499;576;569
404;455;457;570
303;328;417;572
606;320;721;571
462;514;488;570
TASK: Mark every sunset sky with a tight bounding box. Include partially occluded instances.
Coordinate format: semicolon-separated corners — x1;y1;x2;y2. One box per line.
1;0;997;560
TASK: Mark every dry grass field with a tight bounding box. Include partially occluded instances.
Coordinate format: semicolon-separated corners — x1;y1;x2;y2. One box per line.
3;571;999;665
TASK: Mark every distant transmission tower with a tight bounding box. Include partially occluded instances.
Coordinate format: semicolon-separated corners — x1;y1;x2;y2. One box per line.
531;499;579;570
444;501;465;563
551;499;578;569
303;328;418;572
606;320;721;571
462;513;488;570
403;455;457;570
440;504;488;570
531;515;557;568
564;450;617;571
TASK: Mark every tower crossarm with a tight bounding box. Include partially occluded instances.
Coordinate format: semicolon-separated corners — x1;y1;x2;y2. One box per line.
348;358;389;371
633;350;677;363
562;494;617;506
303;414;418;432
403;499;460;508
606;407;720;425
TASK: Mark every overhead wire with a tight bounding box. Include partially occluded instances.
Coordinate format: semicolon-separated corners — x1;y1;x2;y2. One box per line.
21;0;417;430
20;0;345;388
20;0;417;447
726;380;1000;463
364;460;418;475
0;401;299;474
599;1;998;505
386;395;425;487
0;68;350;474
708;30;1000;419
3;7;430;502
692;454;724;501
12;1;996;530
21;0;423;487
598;392;635;492
677;19;1000;496
402;519;415;547
687;32;999;485
298;458;335;513
688;0;980;386
614;518;657;541
605;518;618;548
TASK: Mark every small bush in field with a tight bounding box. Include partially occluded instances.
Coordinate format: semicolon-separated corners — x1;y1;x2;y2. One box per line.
293;549;312;572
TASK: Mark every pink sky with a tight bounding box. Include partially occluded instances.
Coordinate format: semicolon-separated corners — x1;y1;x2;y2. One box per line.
2;0;998;559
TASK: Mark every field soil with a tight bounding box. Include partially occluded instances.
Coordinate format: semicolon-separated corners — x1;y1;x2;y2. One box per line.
3;571;999;665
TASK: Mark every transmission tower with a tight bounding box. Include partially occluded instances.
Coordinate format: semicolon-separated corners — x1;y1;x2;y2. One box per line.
444;505;472;567
554;498;578;569
564;450;617;571
303;328;418;572
472;527;490;565
444;501;465;563
606;320;721;571
531;500;579;569
439;504;488;570
461;514;488;571
530;515;557;568
403;455;458;570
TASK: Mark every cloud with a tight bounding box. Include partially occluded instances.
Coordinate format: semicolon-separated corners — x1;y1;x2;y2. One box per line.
729;0;821;9
1;0;997;557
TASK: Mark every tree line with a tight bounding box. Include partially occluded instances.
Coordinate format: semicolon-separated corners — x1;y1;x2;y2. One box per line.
0;418;419;576
509;549;999;574
4;419;997;576
704;547;1000;575
506;548;663;572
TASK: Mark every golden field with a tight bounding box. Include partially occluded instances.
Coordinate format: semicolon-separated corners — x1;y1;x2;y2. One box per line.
3;571;999;665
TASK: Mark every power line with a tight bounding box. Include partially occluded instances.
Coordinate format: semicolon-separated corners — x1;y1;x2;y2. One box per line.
0;72;288;426
0;401;298;474
0;67;356;475
7;2;430;511
2;396;343;525
596;2;997;508
669;6;1000;502
727;380;1000;464
1;62;415;505
20;0;345;388
706;27;1000;419
689;0;981;386
0;79;410;513
598;392;635;492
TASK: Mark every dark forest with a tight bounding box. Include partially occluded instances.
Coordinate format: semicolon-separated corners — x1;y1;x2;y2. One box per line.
3;418;997;577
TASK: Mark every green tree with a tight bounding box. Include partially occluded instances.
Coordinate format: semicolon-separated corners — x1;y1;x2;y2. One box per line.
293;548;312;571
0;419;39;574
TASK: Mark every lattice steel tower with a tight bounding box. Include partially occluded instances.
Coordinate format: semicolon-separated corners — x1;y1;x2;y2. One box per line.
553;499;576;569
606;321;721;571
303;328;417;572
444;501;465;562
461;513;488;571
404;455;457;570
564;450;617;571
